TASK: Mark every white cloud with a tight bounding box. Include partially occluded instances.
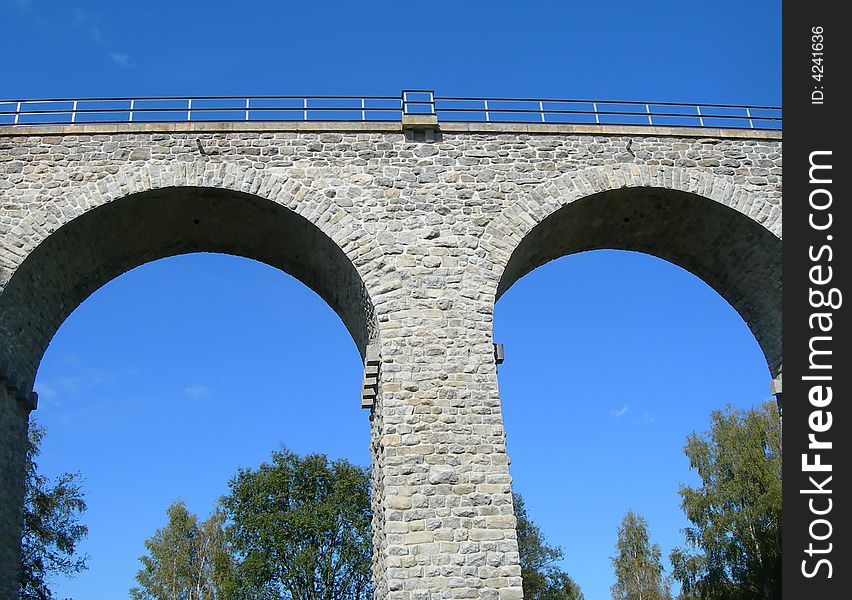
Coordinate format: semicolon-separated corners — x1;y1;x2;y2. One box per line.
32;381;67;410
71;7;103;43
34;382;56;399
60;376;83;394
610;404;630;418
109;52;134;67
184;384;211;400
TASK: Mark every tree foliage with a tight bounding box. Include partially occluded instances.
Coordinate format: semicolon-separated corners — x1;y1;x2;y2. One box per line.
669;401;781;599
21;421;88;600
514;492;584;600
221;449;372;600
133;456;587;600
610;511;670;600
130;501;233;600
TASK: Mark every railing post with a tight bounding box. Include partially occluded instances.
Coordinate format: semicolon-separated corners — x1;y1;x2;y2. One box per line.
245;98;250;121
303;98;308;121
745;107;754;129
646;103;652;125
484;99;490;123
539;101;546;123
593;102;599;124
14;101;20;126
696;105;704;127
71;100;78;124
129;99;135;122
361;98;366;121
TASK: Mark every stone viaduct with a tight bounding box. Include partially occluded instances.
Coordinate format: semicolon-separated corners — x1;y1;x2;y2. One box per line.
0;114;781;599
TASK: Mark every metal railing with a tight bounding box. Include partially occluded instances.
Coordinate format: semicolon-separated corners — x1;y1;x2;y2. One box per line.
0;91;781;130
0;95;404;126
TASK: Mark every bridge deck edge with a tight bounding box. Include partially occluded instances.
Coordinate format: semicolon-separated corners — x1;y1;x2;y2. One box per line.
0;120;782;140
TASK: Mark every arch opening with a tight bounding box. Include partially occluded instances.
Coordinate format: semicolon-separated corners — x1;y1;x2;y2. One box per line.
496;186;782;376
31;252;370;598
491;185;782;599
494;250;776;600
0;186;377;394
0;186;379;597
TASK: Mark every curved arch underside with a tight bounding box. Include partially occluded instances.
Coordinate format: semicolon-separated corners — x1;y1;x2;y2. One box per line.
0;187;375;390
497;187;782;374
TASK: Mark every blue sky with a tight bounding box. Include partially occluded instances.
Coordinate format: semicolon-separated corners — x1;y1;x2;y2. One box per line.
3;1;781;598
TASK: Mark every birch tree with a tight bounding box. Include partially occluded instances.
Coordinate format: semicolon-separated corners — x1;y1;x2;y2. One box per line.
131;501;232;599
669;402;781;599
610;511;670;600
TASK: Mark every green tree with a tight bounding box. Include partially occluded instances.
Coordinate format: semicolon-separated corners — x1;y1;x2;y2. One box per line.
130;500;233;600
21;421;88;600
514;492;584;600
610;511;670;600
221;449;372;599
669;401;781;599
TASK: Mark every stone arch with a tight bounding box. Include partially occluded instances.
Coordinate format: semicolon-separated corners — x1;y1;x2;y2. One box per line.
0;162;390;398
0;163;396;598
482;165;782;375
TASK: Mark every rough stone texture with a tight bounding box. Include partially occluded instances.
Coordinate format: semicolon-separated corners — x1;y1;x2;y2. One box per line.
0;123;782;599
0;389;27;598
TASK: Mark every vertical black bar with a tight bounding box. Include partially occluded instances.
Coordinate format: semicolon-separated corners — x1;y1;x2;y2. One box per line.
784;1;850;597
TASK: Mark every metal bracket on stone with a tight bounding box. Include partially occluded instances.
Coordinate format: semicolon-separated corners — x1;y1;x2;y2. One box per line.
769;377;782;396
494;343;505;365
23;391;38;411
0;360;38;411
770;375;782;413
361;344;381;410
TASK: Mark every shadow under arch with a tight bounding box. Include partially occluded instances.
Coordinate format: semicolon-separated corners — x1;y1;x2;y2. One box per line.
0;186;377;393
495;186;782;376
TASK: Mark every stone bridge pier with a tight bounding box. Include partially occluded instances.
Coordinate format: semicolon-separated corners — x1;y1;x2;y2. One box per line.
0;120;781;599
370;271;522;599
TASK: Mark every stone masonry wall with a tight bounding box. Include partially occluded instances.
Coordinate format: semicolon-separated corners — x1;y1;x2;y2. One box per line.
0;123;781;599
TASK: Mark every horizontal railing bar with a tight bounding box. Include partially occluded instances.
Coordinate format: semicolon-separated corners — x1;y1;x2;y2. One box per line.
2;120;780;130
0;118;779;130
0;95;402;104
0;117;405;126
0;106;404;116
437;97;781;110
444;119;777;130
0;121;778;131
0;107;782;121
0;96;781;111
436;108;781;120
0;106;403;115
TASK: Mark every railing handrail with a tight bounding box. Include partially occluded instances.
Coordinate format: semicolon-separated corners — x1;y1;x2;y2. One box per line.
0;105;405;116
0;94;403;104
434;107;781;120
0;91;782;130
436;96;781;110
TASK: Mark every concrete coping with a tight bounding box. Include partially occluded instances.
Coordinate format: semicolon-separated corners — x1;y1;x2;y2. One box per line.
0;120;782;140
